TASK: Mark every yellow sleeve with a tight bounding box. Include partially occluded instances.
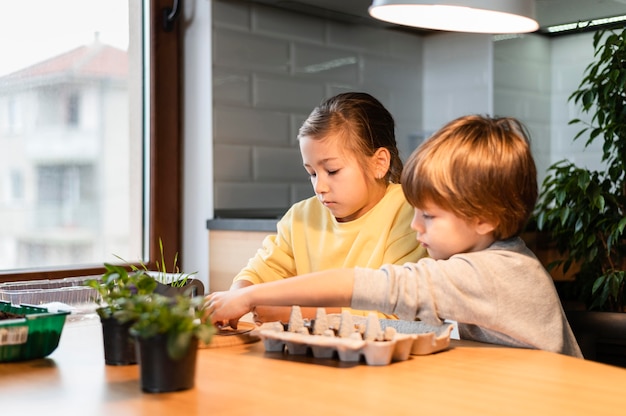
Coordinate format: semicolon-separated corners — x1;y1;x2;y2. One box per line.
232;209;298;285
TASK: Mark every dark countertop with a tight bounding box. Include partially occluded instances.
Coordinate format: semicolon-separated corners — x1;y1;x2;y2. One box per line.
206;218;278;232
206;209;284;232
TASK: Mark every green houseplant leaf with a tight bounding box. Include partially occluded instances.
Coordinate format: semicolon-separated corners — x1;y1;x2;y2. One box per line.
114;238;197;288
85;263;158;319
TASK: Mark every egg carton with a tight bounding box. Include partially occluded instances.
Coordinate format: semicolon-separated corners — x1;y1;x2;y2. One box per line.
254;307;453;366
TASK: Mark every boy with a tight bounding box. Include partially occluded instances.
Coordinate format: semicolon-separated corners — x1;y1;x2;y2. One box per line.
205;115;583;357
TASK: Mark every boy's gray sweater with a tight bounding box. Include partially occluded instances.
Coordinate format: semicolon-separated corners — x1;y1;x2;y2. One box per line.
352;237;583;357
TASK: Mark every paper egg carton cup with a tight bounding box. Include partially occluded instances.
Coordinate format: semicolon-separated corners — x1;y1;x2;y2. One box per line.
254;307;452;366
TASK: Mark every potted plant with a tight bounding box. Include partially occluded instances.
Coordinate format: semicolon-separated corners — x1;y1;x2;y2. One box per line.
120;238;205;297
113;293;216;393
85;264;158;365
534;27;626;366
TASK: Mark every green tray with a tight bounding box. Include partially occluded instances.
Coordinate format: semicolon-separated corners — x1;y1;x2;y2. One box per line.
0;301;70;362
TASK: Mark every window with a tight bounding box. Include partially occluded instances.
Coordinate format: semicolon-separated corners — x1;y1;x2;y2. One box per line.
5;97;21;135
0;0;182;280
9;170;24;201
66;93;81;127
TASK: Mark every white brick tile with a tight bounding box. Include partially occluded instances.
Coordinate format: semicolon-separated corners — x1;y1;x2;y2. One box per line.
388;31;423;61
214;28;290;73
254;5;325;43
494;89;550;121
291;184;315;205
253;146;306;181
214;105;290;145
213;144;252;181
494;61;550;93
290;113;309;145
214;183;291;210
362;54;421;89
387;89;422;122
293;43;359;83
213;66;251;106
254;75;325;112
213;0;250;30
328;22;391;54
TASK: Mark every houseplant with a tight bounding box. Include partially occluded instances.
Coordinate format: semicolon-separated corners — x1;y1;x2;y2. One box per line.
534;27;626;365
120;238;205;297
86;264;157;365
86;239;204;366
113;293;216;393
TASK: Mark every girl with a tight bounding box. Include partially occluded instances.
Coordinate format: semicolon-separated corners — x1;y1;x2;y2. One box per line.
228;92;426;323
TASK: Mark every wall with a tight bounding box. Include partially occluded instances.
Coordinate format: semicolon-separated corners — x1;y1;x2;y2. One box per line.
181;0;603;284
183;0;213;290
422;30;599;185
211;1;601;215
493;32;601;185
423;32;493;136
212;0;423;212
494;34;552;185
550;32;601;170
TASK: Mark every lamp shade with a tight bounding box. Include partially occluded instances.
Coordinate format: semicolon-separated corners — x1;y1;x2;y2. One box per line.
369;0;539;34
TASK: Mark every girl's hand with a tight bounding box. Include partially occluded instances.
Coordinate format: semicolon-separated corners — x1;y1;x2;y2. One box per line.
203;289;253;329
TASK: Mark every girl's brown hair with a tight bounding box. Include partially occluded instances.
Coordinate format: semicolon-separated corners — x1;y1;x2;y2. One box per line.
297;92;403;183
401;115;538;240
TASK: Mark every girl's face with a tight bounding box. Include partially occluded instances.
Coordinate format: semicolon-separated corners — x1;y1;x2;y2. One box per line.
410;202;495;260
300;134;384;222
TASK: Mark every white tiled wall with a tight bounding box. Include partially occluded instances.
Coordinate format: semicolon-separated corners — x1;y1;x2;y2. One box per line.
494;34;552;185
550;32;602;171
423;32;493;135
212;0;422;211
212;0;601;212
493;32;601;185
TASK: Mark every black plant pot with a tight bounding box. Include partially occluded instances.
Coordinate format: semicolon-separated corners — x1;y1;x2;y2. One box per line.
565;310;626;368
153;278;205;298
100;316;137;365
135;333;198;393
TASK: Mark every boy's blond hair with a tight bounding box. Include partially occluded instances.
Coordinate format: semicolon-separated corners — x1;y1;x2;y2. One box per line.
401;115;537;240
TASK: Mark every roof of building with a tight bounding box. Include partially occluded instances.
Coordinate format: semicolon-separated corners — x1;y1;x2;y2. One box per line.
1;39;128;82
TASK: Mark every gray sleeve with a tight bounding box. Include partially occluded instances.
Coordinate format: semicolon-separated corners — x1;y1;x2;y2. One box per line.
351;265;422;321
352;243;527;327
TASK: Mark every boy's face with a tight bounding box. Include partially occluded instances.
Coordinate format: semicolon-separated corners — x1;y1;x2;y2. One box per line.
300;134;382;222
410;203;495;260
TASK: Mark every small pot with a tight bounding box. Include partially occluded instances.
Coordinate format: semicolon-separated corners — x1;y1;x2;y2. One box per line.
152;277;205;298
135;333;198;393
100;316;137;365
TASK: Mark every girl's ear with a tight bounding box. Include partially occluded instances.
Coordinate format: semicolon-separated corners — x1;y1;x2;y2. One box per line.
372;147;391;179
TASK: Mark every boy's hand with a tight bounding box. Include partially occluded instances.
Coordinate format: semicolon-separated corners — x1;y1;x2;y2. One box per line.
252;305;292;324
203;289;252;329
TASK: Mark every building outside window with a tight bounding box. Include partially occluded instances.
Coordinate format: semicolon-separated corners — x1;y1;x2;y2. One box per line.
0;0;145;271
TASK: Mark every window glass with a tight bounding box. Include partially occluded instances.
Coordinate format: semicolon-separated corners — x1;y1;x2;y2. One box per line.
0;0;144;270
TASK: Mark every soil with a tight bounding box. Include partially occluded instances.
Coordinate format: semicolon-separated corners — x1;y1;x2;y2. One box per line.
0;311;25;320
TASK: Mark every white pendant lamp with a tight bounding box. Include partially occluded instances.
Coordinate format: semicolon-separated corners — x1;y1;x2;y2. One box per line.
369;0;539;34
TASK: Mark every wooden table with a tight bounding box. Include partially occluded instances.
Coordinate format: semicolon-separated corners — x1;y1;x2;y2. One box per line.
1;316;625;416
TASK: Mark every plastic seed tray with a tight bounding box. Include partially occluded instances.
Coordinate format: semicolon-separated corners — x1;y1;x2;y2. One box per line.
0;301;71;362
0;277;99;307
254;307;453;366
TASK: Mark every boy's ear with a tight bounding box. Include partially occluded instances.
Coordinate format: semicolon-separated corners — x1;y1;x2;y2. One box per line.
475;219;497;236
372;147;391;177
